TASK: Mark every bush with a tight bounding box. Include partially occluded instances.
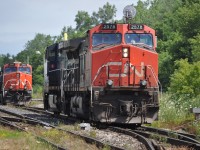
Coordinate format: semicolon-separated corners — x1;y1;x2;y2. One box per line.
152;93;194;128
159;93;193;123
32;84;43;99
168;59;200;110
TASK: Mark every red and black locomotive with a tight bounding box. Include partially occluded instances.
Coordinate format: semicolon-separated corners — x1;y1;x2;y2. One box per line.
44;6;160;124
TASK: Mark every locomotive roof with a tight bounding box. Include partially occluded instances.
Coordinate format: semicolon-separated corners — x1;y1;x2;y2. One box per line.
4;62;31;67
46;37;85;52
46;43;58;51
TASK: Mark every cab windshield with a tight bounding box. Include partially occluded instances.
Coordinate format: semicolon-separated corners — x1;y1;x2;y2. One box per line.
125;33;153;49
92;33;121;50
4;67;17;73
19;67;31;74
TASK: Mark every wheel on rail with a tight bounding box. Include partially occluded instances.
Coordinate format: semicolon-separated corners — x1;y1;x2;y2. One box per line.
54;111;60;116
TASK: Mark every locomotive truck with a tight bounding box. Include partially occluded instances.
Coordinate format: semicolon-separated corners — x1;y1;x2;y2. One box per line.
43;5;160;124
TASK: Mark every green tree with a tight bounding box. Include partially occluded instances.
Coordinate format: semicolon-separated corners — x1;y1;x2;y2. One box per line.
16;33;54;85
133;0;150;24
0;54;15;67
189;34;200;61
66;26;80;39
158;51;173;89
75;11;93;32
33;65;44;85
169;59;200;97
92;2;117;24
63;3;117;40
163;1;200;62
57;26;81;41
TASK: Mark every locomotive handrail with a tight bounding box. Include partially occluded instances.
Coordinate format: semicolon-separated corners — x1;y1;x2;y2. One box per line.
4;79;18;89
146;65;159;87
63;67;79;85
146;65;162;97
90;64;108;107
48;68;62;72
25;80;33;90
49;67;79;73
63;69;72;84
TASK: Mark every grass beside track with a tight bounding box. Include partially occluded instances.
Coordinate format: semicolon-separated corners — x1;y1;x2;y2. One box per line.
0;124;101;150
0;126;55;150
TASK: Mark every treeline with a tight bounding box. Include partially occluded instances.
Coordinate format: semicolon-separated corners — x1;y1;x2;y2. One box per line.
0;0;200;107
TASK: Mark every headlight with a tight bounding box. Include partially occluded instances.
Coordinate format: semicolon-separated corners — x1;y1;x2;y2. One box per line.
123;48;128;52
9;85;13;90
107;79;113;86
140;80;147;88
122;48;129;58
107;79;113;88
123;52;128;57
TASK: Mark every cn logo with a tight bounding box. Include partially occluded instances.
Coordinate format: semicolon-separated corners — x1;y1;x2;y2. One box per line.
106;62;144;78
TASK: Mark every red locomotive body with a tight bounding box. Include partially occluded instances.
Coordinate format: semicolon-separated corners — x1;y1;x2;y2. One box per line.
88;24;159;123
0;62;32;105
44;6;160;124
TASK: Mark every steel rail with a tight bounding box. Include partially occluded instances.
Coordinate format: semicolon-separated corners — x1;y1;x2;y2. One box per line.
24;107;126;149
21;106;78;123
0;117;24;131
0;106;124;150
139;126;200;144
134;127;200;149
1;116;42;125
0;107;52;127
23;107;160;149
21;107;125;149
109;126;156;150
21;106;200;149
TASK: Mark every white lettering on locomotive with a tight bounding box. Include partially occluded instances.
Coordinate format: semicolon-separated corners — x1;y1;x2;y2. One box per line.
106;62;144;78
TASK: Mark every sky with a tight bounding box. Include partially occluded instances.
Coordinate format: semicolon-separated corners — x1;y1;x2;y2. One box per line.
0;0;138;55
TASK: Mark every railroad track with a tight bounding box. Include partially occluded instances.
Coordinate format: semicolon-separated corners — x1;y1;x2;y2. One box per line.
16;106;200;149
108;125;200;149
24;106;163;149
21;106;77;123
108;126;157;150
4;106;165;149
0;105;125;150
0;111;66;150
139;126;200;143
135;126;200;149
2;105;200;149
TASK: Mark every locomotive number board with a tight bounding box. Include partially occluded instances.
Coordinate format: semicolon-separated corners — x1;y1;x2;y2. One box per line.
129;24;144;30
101;24;117;30
8;63;15;66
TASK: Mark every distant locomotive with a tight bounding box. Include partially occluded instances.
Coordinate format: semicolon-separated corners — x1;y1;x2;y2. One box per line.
0;62;32;105
44;5;160;124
